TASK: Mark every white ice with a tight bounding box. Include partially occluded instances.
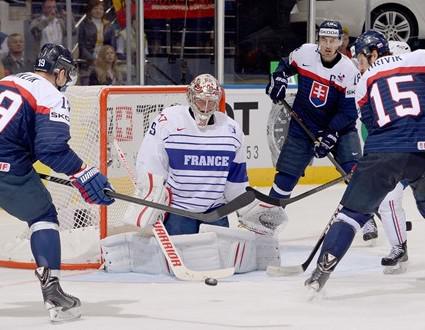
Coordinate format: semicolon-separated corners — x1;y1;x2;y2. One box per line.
1;184;425;329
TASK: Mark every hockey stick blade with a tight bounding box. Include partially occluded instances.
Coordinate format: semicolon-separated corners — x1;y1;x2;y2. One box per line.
153;220;234;280
38;173;255;222
246;174;349;207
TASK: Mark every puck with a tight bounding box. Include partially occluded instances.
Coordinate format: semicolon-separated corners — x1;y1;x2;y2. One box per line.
204;277;218;286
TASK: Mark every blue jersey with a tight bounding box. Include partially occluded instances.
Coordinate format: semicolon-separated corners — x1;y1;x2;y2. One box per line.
356;50;425;153
0;72;83;176
277;44;360;137
136;105;248;213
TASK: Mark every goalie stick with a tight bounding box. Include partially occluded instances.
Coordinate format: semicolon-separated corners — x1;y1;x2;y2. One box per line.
39;173;255;223
112;139;235;281
247;173;350;207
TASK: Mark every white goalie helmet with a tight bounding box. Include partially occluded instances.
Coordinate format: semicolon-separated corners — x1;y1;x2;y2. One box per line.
389;40;411;55
187;74;222;127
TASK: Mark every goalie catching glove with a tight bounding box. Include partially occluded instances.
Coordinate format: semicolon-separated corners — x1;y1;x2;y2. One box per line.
237;199;288;236
123;172;171;232
70;165;114;205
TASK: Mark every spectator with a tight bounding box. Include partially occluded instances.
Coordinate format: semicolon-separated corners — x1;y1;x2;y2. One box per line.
0;59;5;79
78;0;116;84
0;31;8;58
2;33;33;75
88;44;122;85
30;0;66;51
338;26;352;58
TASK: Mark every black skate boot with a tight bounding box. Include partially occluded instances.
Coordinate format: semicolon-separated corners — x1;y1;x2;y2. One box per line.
381;241;408;274
363;217;378;241
35;267;81;322
305;252;338;292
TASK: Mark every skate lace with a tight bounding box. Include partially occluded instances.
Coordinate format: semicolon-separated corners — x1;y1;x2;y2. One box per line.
387;245;404;259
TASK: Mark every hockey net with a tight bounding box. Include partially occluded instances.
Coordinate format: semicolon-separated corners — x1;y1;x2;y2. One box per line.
0;85;191;270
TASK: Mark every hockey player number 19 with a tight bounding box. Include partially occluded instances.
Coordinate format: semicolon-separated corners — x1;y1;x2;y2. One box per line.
370;74;421;127
0;90;23;133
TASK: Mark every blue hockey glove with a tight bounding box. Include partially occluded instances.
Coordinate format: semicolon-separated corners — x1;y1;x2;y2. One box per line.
314;131;339;158
266;71;288;104
70;166;115;205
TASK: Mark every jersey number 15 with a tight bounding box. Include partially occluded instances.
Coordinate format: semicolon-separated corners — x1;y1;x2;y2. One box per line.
370;74;421;127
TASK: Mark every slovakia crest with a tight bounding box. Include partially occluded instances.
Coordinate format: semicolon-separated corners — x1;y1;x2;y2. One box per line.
309;81;329;107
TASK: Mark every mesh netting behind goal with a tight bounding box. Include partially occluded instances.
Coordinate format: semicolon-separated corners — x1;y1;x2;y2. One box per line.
0;85;188;269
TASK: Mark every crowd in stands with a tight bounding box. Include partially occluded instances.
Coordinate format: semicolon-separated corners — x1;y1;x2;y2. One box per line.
0;0;127;84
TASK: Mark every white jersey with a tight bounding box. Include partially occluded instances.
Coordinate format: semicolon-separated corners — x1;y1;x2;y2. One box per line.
136;105;248;213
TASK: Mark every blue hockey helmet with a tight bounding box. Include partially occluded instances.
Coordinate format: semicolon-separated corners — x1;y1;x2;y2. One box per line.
34;43;77;85
318;20;343;39
353;30;390;58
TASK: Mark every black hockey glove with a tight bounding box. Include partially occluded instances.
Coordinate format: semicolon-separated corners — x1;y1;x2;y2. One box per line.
314;130;338;158
266;71;288;104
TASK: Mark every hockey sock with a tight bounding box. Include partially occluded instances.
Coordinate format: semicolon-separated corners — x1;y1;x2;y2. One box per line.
318;221;356;269
30;227;61;269
269;172;298;199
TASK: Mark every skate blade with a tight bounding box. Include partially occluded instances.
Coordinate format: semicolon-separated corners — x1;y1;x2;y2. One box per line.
305;284;325;302
46;303;81;322
383;261;408;275
364;238;378;247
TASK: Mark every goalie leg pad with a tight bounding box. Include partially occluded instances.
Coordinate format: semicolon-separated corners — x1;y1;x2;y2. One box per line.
101;232;222;274
255;235;281;270
200;224;257;273
101;233;168;273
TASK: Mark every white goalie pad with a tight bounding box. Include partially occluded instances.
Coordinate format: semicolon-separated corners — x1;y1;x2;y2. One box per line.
101;231;222;274
237;200;288;236
123;172;171;231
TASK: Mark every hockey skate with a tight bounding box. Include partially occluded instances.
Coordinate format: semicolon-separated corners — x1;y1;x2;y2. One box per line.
362;217;378;242
304;252;338;293
381;242;408;275
35;267;81;322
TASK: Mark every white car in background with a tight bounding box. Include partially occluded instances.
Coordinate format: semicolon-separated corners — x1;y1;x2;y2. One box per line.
290;0;425;42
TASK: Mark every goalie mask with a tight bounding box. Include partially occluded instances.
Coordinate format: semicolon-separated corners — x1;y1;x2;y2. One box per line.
187;74;222;128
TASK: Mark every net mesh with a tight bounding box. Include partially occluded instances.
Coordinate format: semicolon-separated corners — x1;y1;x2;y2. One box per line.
0;86;187;268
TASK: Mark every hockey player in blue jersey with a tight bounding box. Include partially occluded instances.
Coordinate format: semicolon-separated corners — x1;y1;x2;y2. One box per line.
0;43;114;321
305;30;425;292
265;20;377;241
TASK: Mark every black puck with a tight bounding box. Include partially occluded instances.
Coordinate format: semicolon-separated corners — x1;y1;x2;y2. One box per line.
204;277;218;286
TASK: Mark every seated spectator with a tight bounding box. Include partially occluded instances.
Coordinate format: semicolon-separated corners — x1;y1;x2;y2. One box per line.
78;0;116;84
338;26;352;58
2;33;33;75
30;0;65;51
89;45;122;85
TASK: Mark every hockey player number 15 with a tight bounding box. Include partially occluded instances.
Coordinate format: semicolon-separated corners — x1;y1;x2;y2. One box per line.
0;90;23;133
370;74;421;127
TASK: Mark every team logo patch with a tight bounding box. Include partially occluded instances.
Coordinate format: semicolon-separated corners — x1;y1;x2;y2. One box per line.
309;81;329;107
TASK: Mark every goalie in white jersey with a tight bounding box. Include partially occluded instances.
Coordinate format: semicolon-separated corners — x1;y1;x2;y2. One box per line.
133;74;286;236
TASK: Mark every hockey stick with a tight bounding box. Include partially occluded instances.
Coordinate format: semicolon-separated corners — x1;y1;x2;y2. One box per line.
266;206;340;276
112;139;234;281
247;173;350;207
38;173;255;223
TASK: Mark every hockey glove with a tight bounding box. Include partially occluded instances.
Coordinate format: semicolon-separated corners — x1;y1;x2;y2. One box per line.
314;130;339;158
266;71;288;104
70;166;115;205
